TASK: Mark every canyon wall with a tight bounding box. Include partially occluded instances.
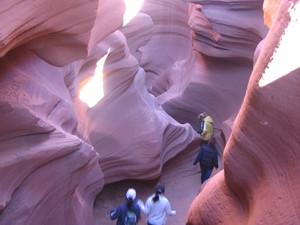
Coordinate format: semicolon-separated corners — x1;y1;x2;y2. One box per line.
0;0;287;224
186;0;300;224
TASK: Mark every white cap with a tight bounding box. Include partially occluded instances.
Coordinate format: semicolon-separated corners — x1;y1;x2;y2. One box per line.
126;188;136;200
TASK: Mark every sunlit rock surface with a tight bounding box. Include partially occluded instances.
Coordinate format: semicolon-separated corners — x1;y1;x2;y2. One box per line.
0;0;199;223
263;0;281;28
186;0;300;224
0;0;116;224
120;12;154;61
0;0;288;224
74;31;199;184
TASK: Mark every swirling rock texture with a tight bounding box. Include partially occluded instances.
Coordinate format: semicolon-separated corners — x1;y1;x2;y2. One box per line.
3;0;295;224
186;0;300;224
0;0;116;224
187;0;268;60
0;48;104;225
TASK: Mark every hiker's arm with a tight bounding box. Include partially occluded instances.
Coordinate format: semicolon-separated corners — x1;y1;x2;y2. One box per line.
143;199;153;215
193;149;203;165
137;199;146;214
136;206;141;221
165;199;176;216
110;207;121;220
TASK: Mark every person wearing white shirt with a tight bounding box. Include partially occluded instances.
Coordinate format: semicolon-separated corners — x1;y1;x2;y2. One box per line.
137;183;176;225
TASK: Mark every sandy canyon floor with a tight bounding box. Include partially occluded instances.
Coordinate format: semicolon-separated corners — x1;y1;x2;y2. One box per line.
94;143;222;225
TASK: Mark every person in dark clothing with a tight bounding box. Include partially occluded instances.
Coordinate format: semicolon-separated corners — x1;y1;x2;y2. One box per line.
193;137;219;184
110;188;141;225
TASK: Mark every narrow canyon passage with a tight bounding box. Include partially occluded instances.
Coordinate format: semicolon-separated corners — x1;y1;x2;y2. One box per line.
4;0;300;224
93;140;223;225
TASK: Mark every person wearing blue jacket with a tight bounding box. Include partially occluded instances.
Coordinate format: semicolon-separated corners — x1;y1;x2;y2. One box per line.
193;137;219;184
110;188;141;225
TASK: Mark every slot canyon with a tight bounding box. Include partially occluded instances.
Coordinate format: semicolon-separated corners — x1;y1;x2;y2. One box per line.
0;0;299;224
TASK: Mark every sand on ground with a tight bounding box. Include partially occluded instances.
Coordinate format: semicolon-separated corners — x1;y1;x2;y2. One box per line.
93;142;222;225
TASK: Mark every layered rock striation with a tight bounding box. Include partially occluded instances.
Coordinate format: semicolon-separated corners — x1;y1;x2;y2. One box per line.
186;0;300;224
186;0;268;60
0;0;285;224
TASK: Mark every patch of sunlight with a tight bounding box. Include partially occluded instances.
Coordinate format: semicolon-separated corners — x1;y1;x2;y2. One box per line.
79;49;110;108
123;0;144;27
259;2;300;87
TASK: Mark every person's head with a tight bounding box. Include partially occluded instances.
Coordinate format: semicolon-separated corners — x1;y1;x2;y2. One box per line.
126;188;136;201
155;183;165;195
126;188;136;207
152;182;165;203
198;112;207;120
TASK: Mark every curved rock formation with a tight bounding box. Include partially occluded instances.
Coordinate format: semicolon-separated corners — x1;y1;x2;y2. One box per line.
187;0;268;60
0;0;285;224
0;1;116;224
0;0;200;223
186;0;300;224
75;30;199;184
139;0;192;91
0;49;103;225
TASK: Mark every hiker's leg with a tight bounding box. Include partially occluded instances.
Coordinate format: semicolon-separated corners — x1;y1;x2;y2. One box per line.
201;168;212;183
200;165;206;183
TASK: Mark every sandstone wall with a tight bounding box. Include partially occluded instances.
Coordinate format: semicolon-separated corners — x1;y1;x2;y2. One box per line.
0;0;272;224
186;0;300;224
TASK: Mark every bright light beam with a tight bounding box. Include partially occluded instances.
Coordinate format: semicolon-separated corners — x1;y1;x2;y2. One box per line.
123;0;144;27
79;49;110;108
259;3;300;87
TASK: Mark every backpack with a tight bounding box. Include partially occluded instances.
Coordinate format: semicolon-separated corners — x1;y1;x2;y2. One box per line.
125;210;137;225
200;145;216;168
